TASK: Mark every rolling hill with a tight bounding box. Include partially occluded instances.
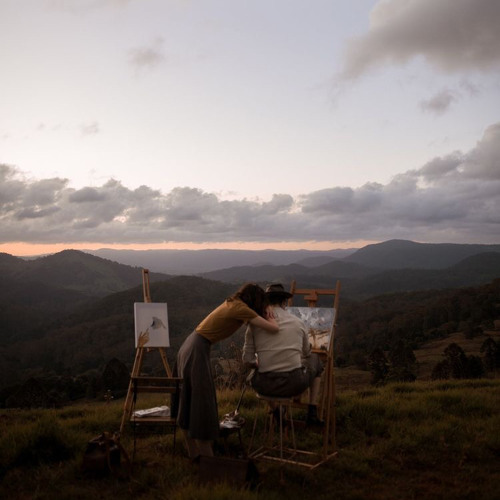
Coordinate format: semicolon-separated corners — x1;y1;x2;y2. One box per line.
199;251;500;299
0;249;170;297
0;275;235;392
0;250;171;349
343;239;500;269
86;247;355;274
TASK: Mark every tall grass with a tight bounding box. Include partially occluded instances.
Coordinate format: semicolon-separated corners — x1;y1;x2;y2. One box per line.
1;380;499;499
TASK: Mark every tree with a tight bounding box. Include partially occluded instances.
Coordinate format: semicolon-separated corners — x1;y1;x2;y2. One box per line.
434;342;486;380
443;343;468;379
387;340;417;382
463;322;483;340
367;348;389;385
431;360;450;380
480;337;500;372
466;355;484;379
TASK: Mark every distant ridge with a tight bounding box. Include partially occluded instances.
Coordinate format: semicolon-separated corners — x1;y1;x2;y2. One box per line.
84;240;500;275
197;242;500;298
345;252;500;298
344;239;500;270
86;248;356;274
200;259;376;287
3;249;170;297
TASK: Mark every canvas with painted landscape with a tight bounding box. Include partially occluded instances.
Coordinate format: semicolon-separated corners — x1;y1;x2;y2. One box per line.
134;302;169;348
287;307;336;352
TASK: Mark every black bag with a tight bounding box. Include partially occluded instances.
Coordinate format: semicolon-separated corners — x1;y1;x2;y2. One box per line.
81;432;130;477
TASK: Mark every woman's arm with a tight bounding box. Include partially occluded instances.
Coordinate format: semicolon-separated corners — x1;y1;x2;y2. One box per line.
242;325;258;366
248;306;279;333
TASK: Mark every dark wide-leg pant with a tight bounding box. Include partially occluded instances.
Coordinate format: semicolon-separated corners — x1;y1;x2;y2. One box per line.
176;331;219;441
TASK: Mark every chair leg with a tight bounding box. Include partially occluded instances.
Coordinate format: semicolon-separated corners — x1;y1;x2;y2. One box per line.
250;397;296;463
278;403;284;460
133;426;137;460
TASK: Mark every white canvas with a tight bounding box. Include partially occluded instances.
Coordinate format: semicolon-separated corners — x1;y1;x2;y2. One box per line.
287;307;336;352
134;302;169;348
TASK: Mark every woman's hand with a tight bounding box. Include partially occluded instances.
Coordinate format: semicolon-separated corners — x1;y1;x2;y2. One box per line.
264;305;275;320
249;309;279;333
138;329;150;347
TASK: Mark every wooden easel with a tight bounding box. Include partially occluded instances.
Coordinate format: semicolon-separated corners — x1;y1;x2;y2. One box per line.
120;269;173;433
288;279;341;465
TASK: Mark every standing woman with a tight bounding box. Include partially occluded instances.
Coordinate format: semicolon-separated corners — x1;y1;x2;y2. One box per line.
176;283;279;458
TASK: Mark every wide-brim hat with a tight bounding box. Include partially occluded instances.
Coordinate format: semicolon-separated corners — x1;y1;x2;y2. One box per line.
265;283;293;298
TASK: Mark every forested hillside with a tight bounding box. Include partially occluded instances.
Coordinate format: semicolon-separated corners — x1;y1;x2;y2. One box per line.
2;274;499;407
343;239;500;269
0;249;170;344
0;250;169;297
336;279;500;368
1;245;500;408
201;252;500;298
0;276;234;395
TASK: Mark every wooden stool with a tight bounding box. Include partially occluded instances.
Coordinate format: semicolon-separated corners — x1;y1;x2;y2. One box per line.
248;394;297;465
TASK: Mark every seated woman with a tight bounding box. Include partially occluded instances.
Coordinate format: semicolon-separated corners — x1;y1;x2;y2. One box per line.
242;283;324;426
175;282;279;459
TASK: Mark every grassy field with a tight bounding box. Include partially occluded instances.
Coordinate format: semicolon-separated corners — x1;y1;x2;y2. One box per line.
1;378;499;500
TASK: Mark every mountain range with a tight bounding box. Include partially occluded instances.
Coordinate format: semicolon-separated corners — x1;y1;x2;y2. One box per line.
85;247;356;274
1;239;500;394
2;239;500;306
84;239;500;275
199;251;500;299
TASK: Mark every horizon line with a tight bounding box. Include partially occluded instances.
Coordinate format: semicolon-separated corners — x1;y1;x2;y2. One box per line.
0;240;372;257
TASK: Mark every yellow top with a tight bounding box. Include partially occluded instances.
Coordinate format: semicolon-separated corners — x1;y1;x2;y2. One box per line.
196;299;258;343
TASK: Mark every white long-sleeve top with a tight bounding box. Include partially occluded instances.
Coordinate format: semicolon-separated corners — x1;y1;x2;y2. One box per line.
243;306;311;373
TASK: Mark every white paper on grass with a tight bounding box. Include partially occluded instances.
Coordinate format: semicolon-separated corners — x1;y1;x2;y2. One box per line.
132;405;171;418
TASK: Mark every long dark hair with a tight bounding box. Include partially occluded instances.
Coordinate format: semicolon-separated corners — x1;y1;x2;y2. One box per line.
229;283;269;317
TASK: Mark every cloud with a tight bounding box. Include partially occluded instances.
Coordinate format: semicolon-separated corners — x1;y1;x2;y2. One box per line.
79;121;100;136
1;122;499;245
47;0;133;13
339;0;500;80
463;122;500;180
69;187;107;202
128;39;166;71
420;89;457;115
418;152;463;181
261;194;294;215
459;79;481;97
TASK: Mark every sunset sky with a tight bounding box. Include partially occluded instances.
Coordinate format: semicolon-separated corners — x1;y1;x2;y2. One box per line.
1;0;499;256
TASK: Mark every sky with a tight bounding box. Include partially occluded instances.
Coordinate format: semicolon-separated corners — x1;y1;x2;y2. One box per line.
1;0;499;256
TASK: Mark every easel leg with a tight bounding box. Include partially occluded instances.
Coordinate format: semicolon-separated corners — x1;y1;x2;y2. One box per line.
120;347;144;433
321;358;336;457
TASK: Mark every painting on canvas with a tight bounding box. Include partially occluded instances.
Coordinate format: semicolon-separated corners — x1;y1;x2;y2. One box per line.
134;302;169;348
287;307;336;352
